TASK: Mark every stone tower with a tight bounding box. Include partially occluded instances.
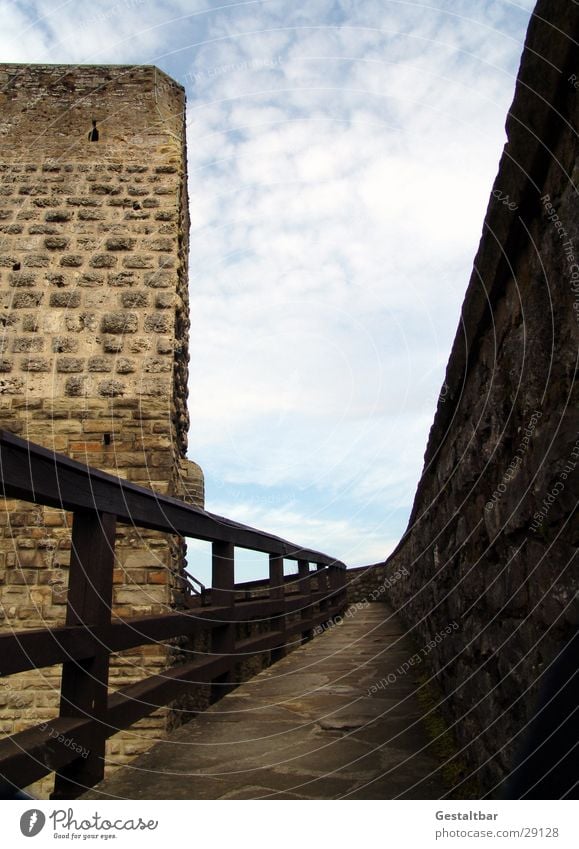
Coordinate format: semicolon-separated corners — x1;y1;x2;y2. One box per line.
0;64;203;795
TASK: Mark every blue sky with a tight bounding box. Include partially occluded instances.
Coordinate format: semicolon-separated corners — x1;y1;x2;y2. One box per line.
1;0;535;583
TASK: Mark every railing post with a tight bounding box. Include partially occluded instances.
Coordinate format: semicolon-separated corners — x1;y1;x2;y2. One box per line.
298;559;313;643
328;562;342;612
269;554;286;661
338;563;347;612
52;511;116;799
317;562;329;620
211;541;235;702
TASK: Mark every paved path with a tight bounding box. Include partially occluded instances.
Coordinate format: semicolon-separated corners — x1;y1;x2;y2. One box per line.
84;604;444;799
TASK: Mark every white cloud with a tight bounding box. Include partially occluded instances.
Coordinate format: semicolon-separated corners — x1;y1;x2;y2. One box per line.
0;1;51;60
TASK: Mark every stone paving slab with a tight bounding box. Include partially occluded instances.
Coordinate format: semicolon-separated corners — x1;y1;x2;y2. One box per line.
83;604;444;800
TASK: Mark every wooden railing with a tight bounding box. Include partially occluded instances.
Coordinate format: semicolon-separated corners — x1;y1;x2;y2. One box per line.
0;430;347;799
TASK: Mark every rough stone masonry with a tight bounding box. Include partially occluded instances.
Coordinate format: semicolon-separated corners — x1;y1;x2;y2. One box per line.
0;64;204;796
378;0;578;794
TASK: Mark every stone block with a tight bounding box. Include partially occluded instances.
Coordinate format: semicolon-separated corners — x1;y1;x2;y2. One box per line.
0;310;18;328
0;377;27;394
116;358;136;374
124;210;151;220
67;197;101;207
156;337;173;354
88;357;112;372
49;291;80;308
82;419;122;434
9;272;36;287
56;358;84;373
68;440;104;452
46;273;67;287
108;272;135;287
76;238;98;251
91;183;121;195
78;273;103;287
90;254;117;268
106;237;136;251
150;238;173;251
103;335;124;353
23;254;50;267
64;376;87;397
20;357;50;372
122;255;154;268
108;198;133;208
157;254;175;268
44;236;69;250
29;226;58;237
59;254;83;267
121;291;149;308
144;313;172;333
12;337;44;353
144;358;171;373
45;210;72;222
115;586;166;605
78;209;105;220
128;337;152;353
98;380;126;397
101;312;138;334
144;271;171;288
11;291;43;309
139;380;170;398
21;314;39;331
0;254;20;268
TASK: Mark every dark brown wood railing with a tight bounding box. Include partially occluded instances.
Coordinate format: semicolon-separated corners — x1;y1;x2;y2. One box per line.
0;430;347;799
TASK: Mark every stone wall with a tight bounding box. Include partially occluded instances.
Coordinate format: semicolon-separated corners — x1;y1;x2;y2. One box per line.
381;0;578;794
346;563;388;604
0;64;204;796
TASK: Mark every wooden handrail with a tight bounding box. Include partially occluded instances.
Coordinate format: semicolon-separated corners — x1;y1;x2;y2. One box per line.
0;430;347;798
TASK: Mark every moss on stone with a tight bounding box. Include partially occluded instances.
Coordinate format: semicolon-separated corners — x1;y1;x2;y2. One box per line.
416;672;480;799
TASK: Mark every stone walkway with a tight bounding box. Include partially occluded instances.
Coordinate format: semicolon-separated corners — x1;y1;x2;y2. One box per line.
84;604;445;799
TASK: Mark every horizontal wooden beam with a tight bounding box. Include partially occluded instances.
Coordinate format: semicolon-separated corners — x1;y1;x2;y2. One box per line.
0;716;94;790
0;589;337;676
234;630;284;657
285;618;314;637
107;655;232;732
0;610;226;676
235;570;319;591
0;625;100;676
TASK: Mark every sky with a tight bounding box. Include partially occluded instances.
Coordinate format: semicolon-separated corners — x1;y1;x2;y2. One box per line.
1;0;536;583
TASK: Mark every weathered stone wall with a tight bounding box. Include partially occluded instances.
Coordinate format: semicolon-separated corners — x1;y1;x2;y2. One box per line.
382;0;578;794
345;563;387;604
0;64;204;796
